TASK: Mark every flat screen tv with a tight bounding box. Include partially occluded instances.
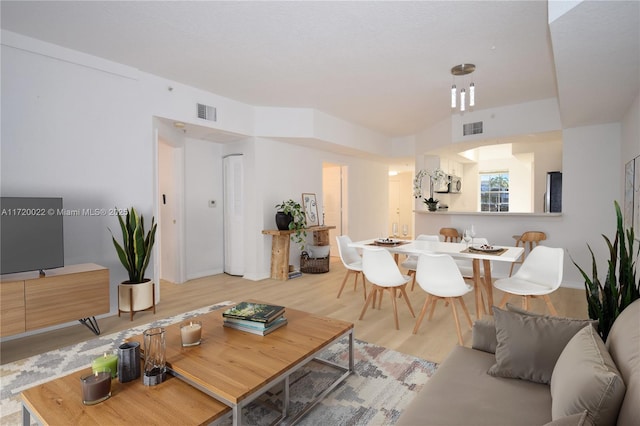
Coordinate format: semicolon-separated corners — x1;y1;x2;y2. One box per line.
1;197;64;275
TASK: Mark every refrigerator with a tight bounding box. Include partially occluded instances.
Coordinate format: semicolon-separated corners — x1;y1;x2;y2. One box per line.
545;171;562;213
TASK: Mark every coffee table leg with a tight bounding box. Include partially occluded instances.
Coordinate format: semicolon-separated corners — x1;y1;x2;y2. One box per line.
349;330;354;371
283;375;290;418
22;404;31;426
233;405;240;426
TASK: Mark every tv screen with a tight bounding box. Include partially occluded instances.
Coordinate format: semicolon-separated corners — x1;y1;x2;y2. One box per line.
1;197;64;275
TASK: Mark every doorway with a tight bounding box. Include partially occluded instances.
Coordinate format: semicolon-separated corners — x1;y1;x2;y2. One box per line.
156;126;187;285
322;163;347;255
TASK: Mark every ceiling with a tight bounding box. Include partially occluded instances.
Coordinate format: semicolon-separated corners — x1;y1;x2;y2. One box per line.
1;1;638;144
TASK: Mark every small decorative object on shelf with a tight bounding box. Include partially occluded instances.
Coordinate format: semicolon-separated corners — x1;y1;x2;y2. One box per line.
274;200;307;249
423;197;439;212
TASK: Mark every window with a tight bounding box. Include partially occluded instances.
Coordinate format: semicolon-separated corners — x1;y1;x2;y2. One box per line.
480;172;509;212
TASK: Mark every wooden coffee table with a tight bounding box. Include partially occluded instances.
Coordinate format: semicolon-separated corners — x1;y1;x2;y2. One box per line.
128;303;354;426
21;366;231;425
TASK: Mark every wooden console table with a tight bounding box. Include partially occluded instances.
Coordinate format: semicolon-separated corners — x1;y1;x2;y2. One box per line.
0;263;109;336
262;225;335;280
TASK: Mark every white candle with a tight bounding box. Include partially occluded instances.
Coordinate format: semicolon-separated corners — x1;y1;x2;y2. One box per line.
180;321;202;346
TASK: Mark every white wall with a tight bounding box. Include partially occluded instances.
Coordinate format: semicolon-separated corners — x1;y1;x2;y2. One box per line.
1;37;151;313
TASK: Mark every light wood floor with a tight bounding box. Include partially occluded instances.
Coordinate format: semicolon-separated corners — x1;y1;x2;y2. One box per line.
1;257;587;365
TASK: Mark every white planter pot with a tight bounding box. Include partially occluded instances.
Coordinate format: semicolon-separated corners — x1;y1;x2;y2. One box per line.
118;280;154;312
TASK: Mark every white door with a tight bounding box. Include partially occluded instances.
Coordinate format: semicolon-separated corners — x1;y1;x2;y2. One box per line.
158;140;183;283
224;154;244;275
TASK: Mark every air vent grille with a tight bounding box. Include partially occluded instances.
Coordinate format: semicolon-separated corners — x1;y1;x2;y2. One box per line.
197;103;217;122
463;121;483;136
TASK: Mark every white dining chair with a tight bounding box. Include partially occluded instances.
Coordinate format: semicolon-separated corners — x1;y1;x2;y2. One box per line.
412;253;473;345
493;245;564;315
400;234;440;290
335;235;367;300
359;247;416;330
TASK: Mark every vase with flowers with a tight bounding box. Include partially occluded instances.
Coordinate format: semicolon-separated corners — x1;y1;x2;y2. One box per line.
414;168;448;210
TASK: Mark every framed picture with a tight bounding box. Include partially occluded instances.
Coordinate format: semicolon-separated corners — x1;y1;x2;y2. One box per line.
301;193;319;227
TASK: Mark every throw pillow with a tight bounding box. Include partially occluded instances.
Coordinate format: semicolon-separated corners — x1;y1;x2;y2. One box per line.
487;306;596;384
550;325;626;425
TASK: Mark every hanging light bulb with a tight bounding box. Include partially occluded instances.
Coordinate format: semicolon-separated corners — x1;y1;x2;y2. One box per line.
449;64;476;112
451;84;457;108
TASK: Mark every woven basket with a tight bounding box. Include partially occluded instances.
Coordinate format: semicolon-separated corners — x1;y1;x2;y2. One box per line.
300;251;330;274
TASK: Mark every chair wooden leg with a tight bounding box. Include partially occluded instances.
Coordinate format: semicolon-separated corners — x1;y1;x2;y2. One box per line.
543;295;558;316
390;288;400;330
409;270;417;291
400;285;416;318
523;295;529;311
449;297;464;345
359;285;377;320
458;297;473;329
428;297;438;320
498;293;511;308
377;288;384;310
359;272;367;300
413;295;432;334
337;270;351;298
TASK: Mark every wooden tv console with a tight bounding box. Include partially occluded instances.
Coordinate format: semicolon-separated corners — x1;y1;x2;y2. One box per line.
0;263;109;337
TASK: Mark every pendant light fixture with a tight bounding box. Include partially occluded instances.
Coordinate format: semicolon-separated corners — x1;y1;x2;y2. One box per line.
450;64;476;112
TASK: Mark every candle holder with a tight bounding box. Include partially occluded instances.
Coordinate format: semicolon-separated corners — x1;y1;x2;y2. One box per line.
81;368;112;405
92;352;118;379
143;327;166;386
180;321;202;347
117;341;141;383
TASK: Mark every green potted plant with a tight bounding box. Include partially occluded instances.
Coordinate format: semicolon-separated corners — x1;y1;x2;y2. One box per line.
423;197;439;212
109;207;158;319
572;201;640;340
275;200;307;249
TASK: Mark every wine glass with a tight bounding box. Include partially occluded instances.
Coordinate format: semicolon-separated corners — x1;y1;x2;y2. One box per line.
470;225;476;247
463;229;472;248
402;224;409;237
392;222;399;238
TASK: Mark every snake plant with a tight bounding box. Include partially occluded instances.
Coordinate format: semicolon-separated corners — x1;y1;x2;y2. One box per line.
572;201;640;340
110;207;157;283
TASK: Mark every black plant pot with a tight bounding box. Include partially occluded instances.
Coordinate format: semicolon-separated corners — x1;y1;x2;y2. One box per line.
276;212;293;230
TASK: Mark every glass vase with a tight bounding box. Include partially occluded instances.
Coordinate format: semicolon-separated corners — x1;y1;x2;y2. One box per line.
143;327;166;386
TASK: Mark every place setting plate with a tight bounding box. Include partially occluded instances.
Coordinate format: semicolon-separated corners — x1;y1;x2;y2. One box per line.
468;244;503;253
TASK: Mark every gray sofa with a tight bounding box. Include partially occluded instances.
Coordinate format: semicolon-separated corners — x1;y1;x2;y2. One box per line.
397;299;639;425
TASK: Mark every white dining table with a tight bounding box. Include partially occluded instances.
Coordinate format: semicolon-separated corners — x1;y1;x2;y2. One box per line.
349;239;524;319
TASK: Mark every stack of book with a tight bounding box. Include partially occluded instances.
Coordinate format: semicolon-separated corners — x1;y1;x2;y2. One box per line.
222;302;287;336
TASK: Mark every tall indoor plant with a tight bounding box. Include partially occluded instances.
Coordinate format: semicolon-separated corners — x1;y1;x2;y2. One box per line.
110;207;158;319
572;201;640;340
275;199;307;249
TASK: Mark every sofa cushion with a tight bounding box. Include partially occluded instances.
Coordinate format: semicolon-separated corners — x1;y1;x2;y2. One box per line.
605;298;640;426
551;325;625;425
397;345;552;425
542;411;593;426
488;306;596;384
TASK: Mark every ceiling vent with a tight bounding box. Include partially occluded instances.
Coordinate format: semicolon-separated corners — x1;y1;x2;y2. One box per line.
463;121;483;136
197;103;217;122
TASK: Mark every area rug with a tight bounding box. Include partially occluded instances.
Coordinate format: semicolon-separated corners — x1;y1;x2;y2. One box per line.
0;302;438;426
